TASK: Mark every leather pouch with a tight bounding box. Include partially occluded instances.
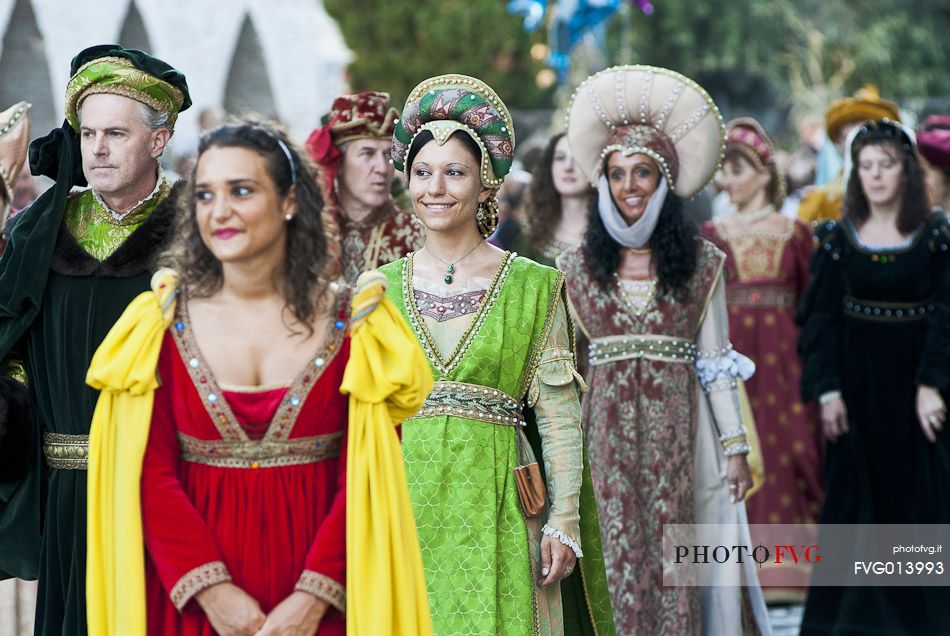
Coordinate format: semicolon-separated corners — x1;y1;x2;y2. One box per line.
514;424;546;518
514;462;546;518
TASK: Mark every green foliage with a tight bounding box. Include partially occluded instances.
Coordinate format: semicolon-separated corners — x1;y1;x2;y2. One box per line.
325;0;949;123
323;0;554;110
605;0;949;115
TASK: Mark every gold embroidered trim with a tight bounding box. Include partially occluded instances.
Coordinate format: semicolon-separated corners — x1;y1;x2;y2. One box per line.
517;270;566;400
178;431;343;469
403;251;514;377
172;289;349;442
295;569;346;614
588;335;696;367
726;286;795;309
6;360;26;385
42;432;89;470
90;173;169;225
616;275;657;318
406;380;523;427
170;560;231;610
66;56;185;131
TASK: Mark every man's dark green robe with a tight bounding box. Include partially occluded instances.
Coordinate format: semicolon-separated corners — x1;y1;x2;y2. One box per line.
0;176;179;635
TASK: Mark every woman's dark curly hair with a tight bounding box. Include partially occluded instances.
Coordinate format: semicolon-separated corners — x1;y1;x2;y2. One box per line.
523;133;593;251
161;117;340;334
844;120;929;235
583;185;698;301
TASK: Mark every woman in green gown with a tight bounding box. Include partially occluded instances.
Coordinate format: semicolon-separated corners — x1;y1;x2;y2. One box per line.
380;74;614;636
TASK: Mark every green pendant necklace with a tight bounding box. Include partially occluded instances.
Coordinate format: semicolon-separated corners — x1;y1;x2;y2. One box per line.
425;240;483;285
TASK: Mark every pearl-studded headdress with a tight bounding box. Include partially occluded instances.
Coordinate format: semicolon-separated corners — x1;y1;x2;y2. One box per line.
567;65;725;198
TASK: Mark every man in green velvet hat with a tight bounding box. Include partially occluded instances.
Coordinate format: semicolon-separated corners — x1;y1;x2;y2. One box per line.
0;44;190;635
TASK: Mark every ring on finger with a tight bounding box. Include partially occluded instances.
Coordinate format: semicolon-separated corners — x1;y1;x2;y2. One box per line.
929;415;940;425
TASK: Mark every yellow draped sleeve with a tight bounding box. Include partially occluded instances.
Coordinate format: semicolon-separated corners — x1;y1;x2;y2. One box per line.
340;271;434;636
736;378;765;499
85;268;178;636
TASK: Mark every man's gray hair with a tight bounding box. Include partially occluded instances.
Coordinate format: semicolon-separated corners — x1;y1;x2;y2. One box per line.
139;102;172;135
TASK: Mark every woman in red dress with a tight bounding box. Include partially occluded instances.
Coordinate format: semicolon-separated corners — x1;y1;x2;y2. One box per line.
140;121;350;635
700;118;822;602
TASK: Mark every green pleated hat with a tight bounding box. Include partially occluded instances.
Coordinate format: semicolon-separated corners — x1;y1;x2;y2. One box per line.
392;74;515;188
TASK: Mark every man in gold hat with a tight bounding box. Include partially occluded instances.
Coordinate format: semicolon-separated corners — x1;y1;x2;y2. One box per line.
305;92;424;283
797;85;901;224
0;45;190;636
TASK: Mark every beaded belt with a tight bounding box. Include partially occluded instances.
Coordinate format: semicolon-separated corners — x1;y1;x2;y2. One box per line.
843;296;934;322
178;431;343;469
406;380;523;427
588;335;696;367
727;286;795;310
43;432;89;470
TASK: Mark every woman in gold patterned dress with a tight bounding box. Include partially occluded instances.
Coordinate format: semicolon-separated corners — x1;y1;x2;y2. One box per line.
700;118;822;603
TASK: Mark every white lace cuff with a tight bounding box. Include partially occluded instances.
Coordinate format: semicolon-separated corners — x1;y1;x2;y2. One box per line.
695;345;756;392
541;524;584;558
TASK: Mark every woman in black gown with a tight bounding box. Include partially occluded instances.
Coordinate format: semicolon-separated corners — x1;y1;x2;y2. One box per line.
798;120;950;635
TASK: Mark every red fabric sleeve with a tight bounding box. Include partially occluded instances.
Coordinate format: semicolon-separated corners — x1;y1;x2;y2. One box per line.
141;360;231;611
294;428;347;613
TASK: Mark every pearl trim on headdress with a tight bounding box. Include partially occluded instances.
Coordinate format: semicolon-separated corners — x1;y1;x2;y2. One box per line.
395;74;515;189
566;65;726;199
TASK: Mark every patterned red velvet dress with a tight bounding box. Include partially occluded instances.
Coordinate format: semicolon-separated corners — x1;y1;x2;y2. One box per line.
337;203;425;284
701;215;823;599
141;308;350;635
559;240;770;635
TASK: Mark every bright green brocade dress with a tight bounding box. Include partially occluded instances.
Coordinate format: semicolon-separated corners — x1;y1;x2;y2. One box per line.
381;253;615;636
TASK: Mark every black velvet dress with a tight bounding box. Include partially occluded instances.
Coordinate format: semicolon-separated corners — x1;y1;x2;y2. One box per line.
797;214;950;635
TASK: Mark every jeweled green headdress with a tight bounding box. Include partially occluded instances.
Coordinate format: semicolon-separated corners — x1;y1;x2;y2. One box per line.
392;74;515;189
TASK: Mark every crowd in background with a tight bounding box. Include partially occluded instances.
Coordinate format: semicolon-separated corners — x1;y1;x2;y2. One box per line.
0;44;947;636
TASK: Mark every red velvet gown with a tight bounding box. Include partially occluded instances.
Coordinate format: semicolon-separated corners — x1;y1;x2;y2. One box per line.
701;216;823;600
141;309;350;636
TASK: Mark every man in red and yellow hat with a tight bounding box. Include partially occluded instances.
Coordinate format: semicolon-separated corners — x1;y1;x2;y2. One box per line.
306;92;424;283
798;85;901;224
